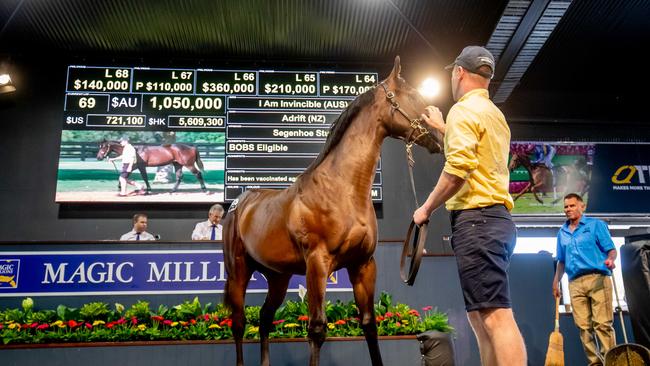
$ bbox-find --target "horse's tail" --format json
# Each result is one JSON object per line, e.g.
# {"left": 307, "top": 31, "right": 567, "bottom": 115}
{"left": 193, "top": 147, "right": 205, "bottom": 172}
{"left": 222, "top": 193, "right": 245, "bottom": 311}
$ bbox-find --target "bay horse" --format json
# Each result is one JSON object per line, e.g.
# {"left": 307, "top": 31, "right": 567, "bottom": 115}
{"left": 222, "top": 57, "right": 443, "bottom": 366}
{"left": 509, "top": 152, "right": 590, "bottom": 204}
{"left": 508, "top": 152, "right": 553, "bottom": 203}
{"left": 96, "top": 140, "right": 207, "bottom": 193}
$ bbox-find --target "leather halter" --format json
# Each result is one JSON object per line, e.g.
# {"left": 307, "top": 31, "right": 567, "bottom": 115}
{"left": 379, "top": 81, "right": 430, "bottom": 168}
{"left": 378, "top": 81, "right": 429, "bottom": 286}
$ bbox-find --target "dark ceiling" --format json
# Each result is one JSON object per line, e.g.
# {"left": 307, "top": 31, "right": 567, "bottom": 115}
{"left": 1, "top": 0, "right": 649, "bottom": 124}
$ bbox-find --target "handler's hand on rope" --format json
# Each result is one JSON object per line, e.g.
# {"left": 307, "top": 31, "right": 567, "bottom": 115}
{"left": 604, "top": 259, "right": 616, "bottom": 269}
{"left": 413, "top": 206, "right": 430, "bottom": 226}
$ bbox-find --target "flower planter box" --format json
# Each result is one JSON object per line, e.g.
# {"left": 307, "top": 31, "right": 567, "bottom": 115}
{"left": 1, "top": 336, "right": 427, "bottom": 366}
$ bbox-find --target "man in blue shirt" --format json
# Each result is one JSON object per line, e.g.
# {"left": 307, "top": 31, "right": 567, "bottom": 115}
{"left": 552, "top": 193, "right": 617, "bottom": 366}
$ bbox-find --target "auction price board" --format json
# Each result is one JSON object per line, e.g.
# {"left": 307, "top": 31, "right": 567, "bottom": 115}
{"left": 63, "top": 66, "right": 382, "bottom": 202}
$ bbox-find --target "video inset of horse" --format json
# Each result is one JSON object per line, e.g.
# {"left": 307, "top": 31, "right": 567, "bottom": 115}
{"left": 508, "top": 141, "right": 594, "bottom": 214}
{"left": 55, "top": 130, "right": 225, "bottom": 203}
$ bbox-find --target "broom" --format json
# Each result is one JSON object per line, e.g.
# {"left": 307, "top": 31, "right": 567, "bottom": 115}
{"left": 544, "top": 295, "right": 565, "bottom": 366}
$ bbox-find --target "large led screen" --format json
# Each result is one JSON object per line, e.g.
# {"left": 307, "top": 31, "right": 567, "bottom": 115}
{"left": 56, "top": 66, "right": 380, "bottom": 203}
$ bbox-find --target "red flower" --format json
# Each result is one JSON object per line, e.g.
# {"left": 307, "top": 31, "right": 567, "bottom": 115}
{"left": 219, "top": 319, "right": 232, "bottom": 327}
{"left": 395, "top": 312, "right": 402, "bottom": 318}
{"left": 422, "top": 306, "right": 433, "bottom": 312}
{"left": 395, "top": 322, "right": 401, "bottom": 327}
{"left": 334, "top": 320, "right": 346, "bottom": 325}
{"left": 408, "top": 309, "right": 420, "bottom": 317}
{"left": 376, "top": 315, "right": 384, "bottom": 322}
{"left": 131, "top": 317, "right": 138, "bottom": 325}
{"left": 203, "top": 314, "right": 210, "bottom": 321}
{"left": 272, "top": 319, "right": 285, "bottom": 325}
{"left": 106, "top": 323, "right": 115, "bottom": 329}
{"left": 22, "top": 323, "right": 30, "bottom": 329}
{"left": 37, "top": 324, "right": 49, "bottom": 330}
{"left": 85, "top": 323, "right": 92, "bottom": 329}
{"left": 212, "top": 315, "right": 219, "bottom": 321}
{"left": 0, "top": 324, "right": 3, "bottom": 329}
{"left": 30, "top": 322, "right": 39, "bottom": 328}
{"left": 151, "top": 315, "right": 164, "bottom": 322}
{"left": 163, "top": 320, "right": 172, "bottom": 326}
{"left": 297, "top": 315, "right": 309, "bottom": 321}
{"left": 67, "top": 320, "right": 79, "bottom": 328}
{"left": 190, "top": 319, "right": 197, "bottom": 325}
{"left": 116, "top": 317, "right": 126, "bottom": 325}
{"left": 384, "top": 312, "right": 393, "bottom": 318}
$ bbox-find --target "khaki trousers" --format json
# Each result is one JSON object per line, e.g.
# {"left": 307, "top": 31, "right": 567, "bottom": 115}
{"left": 569, "top": 273, "right": 616, "bottom": 366}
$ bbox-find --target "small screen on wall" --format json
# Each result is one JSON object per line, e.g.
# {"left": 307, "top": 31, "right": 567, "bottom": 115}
{"left": 56, "top": 65, "right": 381, "bottom": 204}
{"left": 509, "top": 141, "right": 650, "bottom": 215}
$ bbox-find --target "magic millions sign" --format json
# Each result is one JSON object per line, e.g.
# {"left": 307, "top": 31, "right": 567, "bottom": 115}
{"left": 0, "top": 250, "right": 351, "bottom": 296}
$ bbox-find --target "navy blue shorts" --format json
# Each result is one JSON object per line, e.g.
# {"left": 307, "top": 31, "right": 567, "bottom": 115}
{"left": 120, "top": 163, "right": 131, "bottom": 179}
{"left": 450, "top": 204, "right": 517, "bottom": 312}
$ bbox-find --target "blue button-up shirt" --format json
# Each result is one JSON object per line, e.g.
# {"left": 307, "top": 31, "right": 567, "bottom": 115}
{"left": 556, "top": 215, "right": 615, "bottom": 281}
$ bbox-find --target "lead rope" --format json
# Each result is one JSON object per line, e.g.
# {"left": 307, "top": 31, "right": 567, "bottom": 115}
{"left": 406, "top": 143, "right": 419, "bottom": 207}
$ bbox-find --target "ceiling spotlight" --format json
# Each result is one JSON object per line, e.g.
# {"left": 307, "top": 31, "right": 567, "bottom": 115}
{"left": 0, "top": 73, "right": 16, "bottom": 94}
{"left": 418, "top": 77, "right": 440, "bottom": 99}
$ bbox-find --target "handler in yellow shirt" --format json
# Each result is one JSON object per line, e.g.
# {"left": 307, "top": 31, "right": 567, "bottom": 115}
{"left": 413, "top": 46, "right": 526, "bottom": 366}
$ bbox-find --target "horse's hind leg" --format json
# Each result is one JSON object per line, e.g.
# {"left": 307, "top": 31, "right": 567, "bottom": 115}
{"left": 259, "top": 272, "right": 291, "bottom": 366}
{"left": 348, "top": 258, "right": 384, "bottom": 366}
{"left": 188, "top": 166, "right": 208, "bottom": 192}
{"left": 224, "top": 256, "right": 253, "bottom": 366}
{"left": 171, "top": 163, "right": 183, "bottom": 192}
{"left": 513, "top": 182, "right": 531, "bottom": 201}
{"left": 305, "top": 249, "right": 332, "bottom": 366}
{"left": 532, "top": 184, "right": 544, "bottom": 204}
{"left": 138, "top": 165, "right": 151, "bottom": 193}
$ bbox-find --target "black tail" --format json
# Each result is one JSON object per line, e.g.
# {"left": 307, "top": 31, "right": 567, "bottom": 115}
{"left": 193, "top": 147, "right": 204, "bottom": 172}
{"left": 222, "top": 196, "right": 241, "bottom": 311}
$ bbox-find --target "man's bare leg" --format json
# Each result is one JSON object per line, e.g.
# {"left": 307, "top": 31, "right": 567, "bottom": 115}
{"left": 468, "top": 311, "right": 497, "bottom": 366}
{"left": 468, "top": 308, "right": 526, "bottom": 366}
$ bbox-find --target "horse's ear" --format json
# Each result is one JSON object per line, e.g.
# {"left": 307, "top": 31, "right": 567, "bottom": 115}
{"left": 389, "top": 55, "right": 401, "bottom": 80}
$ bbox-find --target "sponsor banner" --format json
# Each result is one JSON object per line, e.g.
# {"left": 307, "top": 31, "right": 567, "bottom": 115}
{"left": 587, "top": 144, "right": 650, "bottom": 213}
{"left": 0, "top": 250, "right": 352, "bottom": 296}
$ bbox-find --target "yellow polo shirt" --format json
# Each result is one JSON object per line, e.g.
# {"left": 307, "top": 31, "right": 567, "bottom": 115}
{"left": 443, "top": 88, "right": 514, "bottom": 211}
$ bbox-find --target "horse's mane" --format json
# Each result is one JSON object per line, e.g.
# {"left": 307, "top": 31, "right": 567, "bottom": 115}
{"left": 301, "top": 88, "right": 377, "bottom": 176}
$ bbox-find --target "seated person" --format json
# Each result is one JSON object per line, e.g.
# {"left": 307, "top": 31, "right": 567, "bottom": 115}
{"left": 120, "top": 213, "right": 155, "bottom": 241}
{"left": 192, "top": 204, "right": 224, "bottom": 240}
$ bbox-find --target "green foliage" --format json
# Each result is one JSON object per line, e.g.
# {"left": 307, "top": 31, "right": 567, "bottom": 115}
{"left": 124, "top": 301, "right": 151, "bottom": 320}
{"left": 79, "top": 302, "right": 110, "bottom": 322}
{"left": 275, "top": 299, "right": 308, "bottom": 321}
{"left": 56, "top": 305, "right": 79, "bottom": 322}
{"left": 244, "top": 305, "right": 261, "bottom": 326}
{"left": 171, "top": 297, "right": 203, "bottom": 320}
{"left": 0, "top": 295, "right": 451, "bottom": 345}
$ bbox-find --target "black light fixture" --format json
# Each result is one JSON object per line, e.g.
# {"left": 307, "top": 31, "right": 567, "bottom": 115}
{"left": 0, "top": 72, "right": 16, "bottom": 94}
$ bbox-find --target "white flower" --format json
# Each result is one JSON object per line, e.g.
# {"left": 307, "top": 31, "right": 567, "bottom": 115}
{"left": 22, "top": 297, "right": 34, "bottom": 311}
{"left": 298, "top": 284, "right": 307, "bottom": 302}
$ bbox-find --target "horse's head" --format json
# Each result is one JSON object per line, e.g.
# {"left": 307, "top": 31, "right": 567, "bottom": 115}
{"left": 508, "top": 152, "right": 527, "bottom": 172}
{"left": 377, "top": 56, "right": 443, "bottom": 154}
{"left": 96, "top": 139, "right": 116, "bottom": 160}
